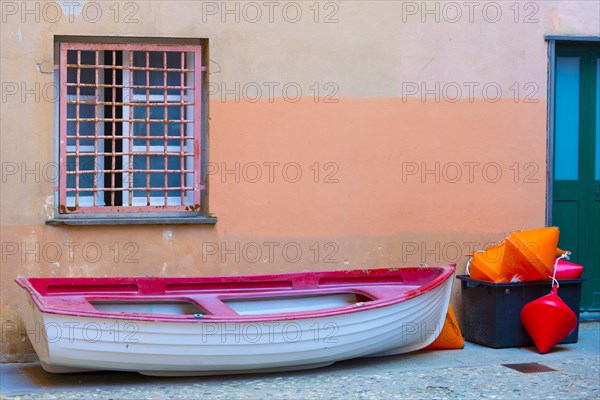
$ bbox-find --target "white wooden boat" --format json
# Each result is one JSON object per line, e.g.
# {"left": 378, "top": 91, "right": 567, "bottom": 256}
{"left": 16, "top": 265, "right": 455, "bottom": 376}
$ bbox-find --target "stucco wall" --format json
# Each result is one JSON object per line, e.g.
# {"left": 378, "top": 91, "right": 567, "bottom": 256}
{"left": 1, "top": 0, "right": 599, "bottom": 360}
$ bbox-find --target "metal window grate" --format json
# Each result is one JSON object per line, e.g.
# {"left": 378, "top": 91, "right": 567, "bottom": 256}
{"left": 59, "top": 43, "right": 203, "bottom": 214}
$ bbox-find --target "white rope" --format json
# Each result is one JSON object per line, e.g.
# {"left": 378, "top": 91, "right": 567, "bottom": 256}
{"left": 465, "top": 256, "right": 472, "bottom": 276}
{"left": 550, "top": 252, "right": 571, "bottom": 289}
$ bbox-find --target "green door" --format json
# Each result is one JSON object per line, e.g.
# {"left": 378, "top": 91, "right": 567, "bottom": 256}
{"left": 552, "top": 41, "right": 600, "bottom": 311}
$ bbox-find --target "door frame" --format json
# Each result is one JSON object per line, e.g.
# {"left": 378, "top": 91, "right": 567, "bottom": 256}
{"left": 545, "top": 35, "right": 600, "bottom": 226}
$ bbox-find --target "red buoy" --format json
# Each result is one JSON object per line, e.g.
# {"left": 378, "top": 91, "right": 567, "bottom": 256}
{"left": 554, "top": 258, "right": 584, "bottom": 280}
{"left": 520, "top": 285, "right": 577, "bottom": 354}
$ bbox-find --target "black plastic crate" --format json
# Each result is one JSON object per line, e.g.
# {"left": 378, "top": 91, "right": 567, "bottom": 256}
{"left": 457, "top": 275, "right": 586, "bottom": 348}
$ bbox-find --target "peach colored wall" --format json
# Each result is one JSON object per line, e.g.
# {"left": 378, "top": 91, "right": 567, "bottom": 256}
{"left": 1, "top": 1, "right": 598, "bottom": 360}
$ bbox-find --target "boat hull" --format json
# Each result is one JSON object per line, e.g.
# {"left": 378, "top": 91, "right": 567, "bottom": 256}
{"left": 20, "top": 275, "right": 453, "bottom": 376}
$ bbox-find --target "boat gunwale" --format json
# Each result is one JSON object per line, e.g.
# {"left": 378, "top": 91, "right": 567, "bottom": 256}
{"left": 16, "top": 265, "right": 455, "bottom": 323}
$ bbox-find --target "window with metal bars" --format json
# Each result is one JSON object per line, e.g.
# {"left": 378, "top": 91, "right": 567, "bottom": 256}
{"left": 58, "top": 42, "right": 205, "bottom": 216}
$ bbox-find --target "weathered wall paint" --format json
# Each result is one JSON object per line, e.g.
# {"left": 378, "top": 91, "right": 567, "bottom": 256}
{"left": 1, "top": 1, "right": 598, "bottom": 359}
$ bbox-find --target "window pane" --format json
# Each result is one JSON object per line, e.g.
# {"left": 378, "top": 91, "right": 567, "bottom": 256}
{"left": 67, "top": 50, "right": 96, "bottom": 96}
{"left": 132, "top": 106, "right": 183, "bottom": 146}
{"left": 67, "top": 103, "right": 96, "bottom": 147}
{"left": 67, "top": 104, "right": 76, "bottom": 147}
{"left": 167, "top": 157, "right": 183, "bottom": 197}
{"left": 555, "top": 57, "right": 580, "bottom": 181}
{"left": 131, "top": 157, "right": 183, "bottom": 197}
{"left": 66, "top": 156, "right": 76, "bottom": 190}
{"left": 78, "top": 156, "right": 96, "bottom": 190}
{"left": 65, "top": 156, "right": 94, "bottom": 206}
{"left": 132, "top": 51, "right": 186, "bottom": 96}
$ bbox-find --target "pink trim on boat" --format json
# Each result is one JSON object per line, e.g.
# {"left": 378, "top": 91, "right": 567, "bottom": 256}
{"left": 16, "top": 266, "right": 455, "bottom": 323}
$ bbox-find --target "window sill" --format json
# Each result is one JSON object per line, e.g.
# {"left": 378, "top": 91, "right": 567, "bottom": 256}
{"left": 46, "top": 216, "right": 217, "bottom": 226}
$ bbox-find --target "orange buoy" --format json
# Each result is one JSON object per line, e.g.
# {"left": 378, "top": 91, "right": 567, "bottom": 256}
{"left": 426, "top": 305, "right": 464, "bottom": 350}
{"left": 501, "top": 227, "right": 559, "bottom": 282}
{"left": 469, "top": 242, "right": 507, "bottom": 282}
{"left": 520, "top": 284, "right": 577, "bottom": 354}
{"left": 469, "top": 227, "right": 559, "bottom": 283}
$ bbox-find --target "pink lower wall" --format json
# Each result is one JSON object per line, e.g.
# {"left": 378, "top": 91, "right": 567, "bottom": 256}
{"left": 211, "top": 98, "right": 547, "bottom": 236}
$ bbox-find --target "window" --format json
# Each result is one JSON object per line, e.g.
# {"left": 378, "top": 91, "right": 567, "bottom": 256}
{"left": 53, "top": 41, "right": 211, "bottom": 224}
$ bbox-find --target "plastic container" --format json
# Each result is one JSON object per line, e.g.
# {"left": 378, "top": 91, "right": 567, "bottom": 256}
{"left": 457, "top": 275, "right": 585, "bottom": 348}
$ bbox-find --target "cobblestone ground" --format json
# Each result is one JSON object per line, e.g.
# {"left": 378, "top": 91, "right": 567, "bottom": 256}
{"left": 2, "top": 323, "right": 599, "bottom": 400}
{"left": 2, "top": 357, "right": 599, "bottom": 400}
